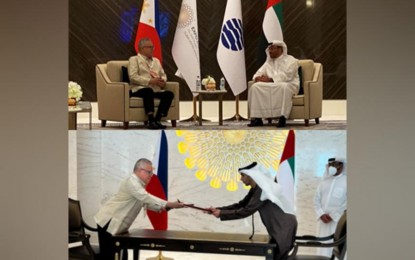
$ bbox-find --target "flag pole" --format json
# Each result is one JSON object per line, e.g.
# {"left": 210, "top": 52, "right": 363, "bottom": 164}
{"left": 224, "top": 94, "right": 248, "bottom": 121}
{"left": 179, "top": 96, "right": 210, "bottom": 122}
{"left": 146, "top": 250, "right": 174, "bottom": 260}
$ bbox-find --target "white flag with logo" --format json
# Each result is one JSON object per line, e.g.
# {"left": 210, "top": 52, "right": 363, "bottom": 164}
{"left": 217, "top": 0, "right": 247, "bottom": 96}
{"left": 172, "top": 0, "right": 200, "bottom": 93}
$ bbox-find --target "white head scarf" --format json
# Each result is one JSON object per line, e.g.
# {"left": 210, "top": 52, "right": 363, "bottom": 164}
{"left": 265, "top": 40, "right": 288, "bottom": 61}
{"left": 239, "top": 162, "right": 295, "bottom": 214}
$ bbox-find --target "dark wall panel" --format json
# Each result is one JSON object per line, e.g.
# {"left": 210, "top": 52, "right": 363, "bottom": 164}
{"left": 69, "top": 0, "right": 346, "bottom": 101}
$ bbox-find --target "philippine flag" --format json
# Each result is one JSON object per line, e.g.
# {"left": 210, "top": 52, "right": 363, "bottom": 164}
{"left": 145, "top": 130, "right": 168, "bottom": 230}
{"left": 216, "top": 0, "right": 247, "bottom": 96}
{"left": 134, "top": 0, "right": 163, "bottom": 63}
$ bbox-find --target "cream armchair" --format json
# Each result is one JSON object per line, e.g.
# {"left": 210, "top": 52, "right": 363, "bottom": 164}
{"left": 248, "top": 59, "right": 323, "bottom": 126}
{"left": 96, "top": 60, "right": 180, "bottom": 129}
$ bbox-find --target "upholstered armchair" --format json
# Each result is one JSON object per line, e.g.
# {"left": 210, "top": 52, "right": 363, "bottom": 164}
{"left": 96, "top": 60, "right": 180, "bottom": 129}
{"left": 248, "top": 59, "right": 323, "bottom": 126}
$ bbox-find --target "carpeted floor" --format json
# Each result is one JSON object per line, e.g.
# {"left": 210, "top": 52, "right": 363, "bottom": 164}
{"left": 75, "top": 119, "right": 346, "bottom": 130}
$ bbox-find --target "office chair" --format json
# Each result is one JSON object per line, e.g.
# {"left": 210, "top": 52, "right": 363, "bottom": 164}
{"left": 69, "top": 198, "right": 101, "bottom": 260}
{"left": 288, "top": 211, "right": 347, "bottom": 260}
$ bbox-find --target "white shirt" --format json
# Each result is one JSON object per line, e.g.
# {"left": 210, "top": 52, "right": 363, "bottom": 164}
{"left": 94, "top": 174, "right": 167, "bottom": 235}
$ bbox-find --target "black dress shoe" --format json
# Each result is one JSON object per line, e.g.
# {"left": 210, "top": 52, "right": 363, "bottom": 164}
{"left": 277, "top": 116, "right": 286, "bottom": 127}
{"left": 147, "top": 122, "right": 159, "bottom": 130}
{"left": 248, "top": 118, "right": 264, "bottom": 127}
{"left": 155, "top": 121, "right": 167, "bottom": 129}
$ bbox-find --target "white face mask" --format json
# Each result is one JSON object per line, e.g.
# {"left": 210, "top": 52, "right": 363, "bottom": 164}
{"left": 328, "top": 166, "right": 337, "bottom": 175}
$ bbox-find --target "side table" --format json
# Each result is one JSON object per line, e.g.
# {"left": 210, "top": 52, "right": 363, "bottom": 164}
{"left": 68, "top": 101, "right": 92, "bottom": 130}
{"left": 191, "top": 90, "right": 227, "bottom": 126}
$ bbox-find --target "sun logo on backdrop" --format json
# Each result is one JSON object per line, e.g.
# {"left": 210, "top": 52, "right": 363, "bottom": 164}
{"left": 176, "top": 130, "right": 288, "bottom": 191}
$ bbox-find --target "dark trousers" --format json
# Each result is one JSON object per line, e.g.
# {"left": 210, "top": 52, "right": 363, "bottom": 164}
{"left": 97, "top": 221, "right": 115, "bottom": 260}
{"left": 97, "top": 221, "right": 129, "bottom": 260}
{"left": 130, "top": 88, "right": 174, "bottom": 121}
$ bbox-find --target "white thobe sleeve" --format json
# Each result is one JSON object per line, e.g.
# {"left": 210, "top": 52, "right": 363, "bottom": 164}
{"left": 330, "top": 181, "right": 347, "bottom": 222}
{"left": 271, "top": 58, "right": 298, "bottom": 83}
{"left": 331, "top": 199, "right": 346, "bottom": 222}
{"left": 314, "top": 184, "right": 325, "bottom": 220}
{"left": 252, "top": 63, "right": 268, "bottom": 80}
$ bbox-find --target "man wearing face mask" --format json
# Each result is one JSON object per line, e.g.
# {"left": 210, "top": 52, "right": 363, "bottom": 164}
{"left": 313, "top": 158, "right": 347, "bottom": 257}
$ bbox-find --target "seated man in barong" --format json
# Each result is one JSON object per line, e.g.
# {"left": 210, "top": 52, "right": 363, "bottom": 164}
{"left": 248, "top": 40, "right": 300, "bottom": 127}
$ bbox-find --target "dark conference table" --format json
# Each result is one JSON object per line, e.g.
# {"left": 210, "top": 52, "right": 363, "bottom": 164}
{"left": 112, "top": 229, "right": 276, "bottom": 260}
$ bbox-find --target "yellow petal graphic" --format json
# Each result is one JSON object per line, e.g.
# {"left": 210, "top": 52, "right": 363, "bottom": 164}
{"left": 184, "top": 158, "right": 195, "bottom": 169}
{"left": 226, "top": 180, "right": 238, "bottom": 192}
{"left": 210, "top": 177, "right": 221, "bottom": 189}
{"left": 195, "top": 169, "right": 206, "bottom": 181}
{"left": 177, "top": 142, "right": 188, "bottom": 154}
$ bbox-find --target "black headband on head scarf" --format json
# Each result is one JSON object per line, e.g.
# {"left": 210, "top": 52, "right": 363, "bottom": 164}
{"left": 328, "top": 157, "right": 343, "bottom": 164}
{"left": 238, "top": 162, "right": 257, "bottom": 172}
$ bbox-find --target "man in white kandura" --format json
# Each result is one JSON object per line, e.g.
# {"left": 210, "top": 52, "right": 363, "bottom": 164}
{"left": 248, "top": 40, "right": 299, "bottom": 128}
{"left": 314, "top": 157, "right": 347, "bottom": 257}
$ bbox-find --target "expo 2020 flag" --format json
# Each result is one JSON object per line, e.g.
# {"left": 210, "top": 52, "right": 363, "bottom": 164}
{"left": 145, "top": 130, "right": 168, "bottom": 230}
{"left": 134, "top": 0, "right": 163, "bottom": 63}
{"left": 276, "top": 130, "right": 295, "bottom": 210}
{"left": 172, "top": 0, "right": 200, "bottom": 93}
{"left": 217, "top": 0, "right": 247, "bottom": 96}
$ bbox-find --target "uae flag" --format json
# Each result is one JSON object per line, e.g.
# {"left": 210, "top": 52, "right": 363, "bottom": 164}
{"left": 134, "top": 0, "right": 162, "bottom": 63}
{"left": 258, "top": 0, "right": 283, "bottom": 65}
{"left": 263, "top": 0, "right": 284, "bottom": 42}
{"left": 276, "top": 130, "right": 295, "bottom": 210}
{"left": 145, "top": 130, "right": 168, "bottom": 230}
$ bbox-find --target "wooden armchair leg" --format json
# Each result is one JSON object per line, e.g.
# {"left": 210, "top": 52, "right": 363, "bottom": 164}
{"left": 304, "top": 119, "right": 309, "bottom": 126}
{"left": 171, "top": 120, "right": 177, "bottom": 127}
{"left": 315, "top": 118, "right": 320, "bottom": 124}
{"left": 101, "top": 120, "right": 107, "bottom": 127}
{"left": 121, "top": 249, "right": 128, "bottom": 260}
{"left": 123, "top": 122, "right": 129, "bottom": 129}
{"left": 133, "top": 249, "right": 139, "bottom": 260}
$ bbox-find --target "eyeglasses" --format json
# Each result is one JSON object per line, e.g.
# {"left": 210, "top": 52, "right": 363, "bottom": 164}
{"left": 140, "top": 168, "right": 154, "bottom": 175}
{"left": 143, "top": 46, "right": 154, "bottom": 49}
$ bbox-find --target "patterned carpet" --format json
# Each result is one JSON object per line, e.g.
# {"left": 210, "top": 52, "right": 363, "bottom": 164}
{"left": 76, "top": 119, "right": 346, "bottom": 130}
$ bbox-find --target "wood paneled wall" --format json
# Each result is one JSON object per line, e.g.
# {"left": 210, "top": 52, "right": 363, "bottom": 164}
{"left": 69, "top": 0, "right": 346, "bottom": 101}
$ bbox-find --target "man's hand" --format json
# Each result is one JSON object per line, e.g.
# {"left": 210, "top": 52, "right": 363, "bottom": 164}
{"left": 254, "top": 75, "right": 273, "bottom": 83}
{"left": 208, "top": 207, "right": 221, "bottom": 218}
{"left": 165, "top": 201, "right": 185, "bottom": 210}
{"left": 149, "top": 78, "right": 166, "bottom": 87}
{"left": 320, "top": 214, "right": 333, "bottom": 223}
